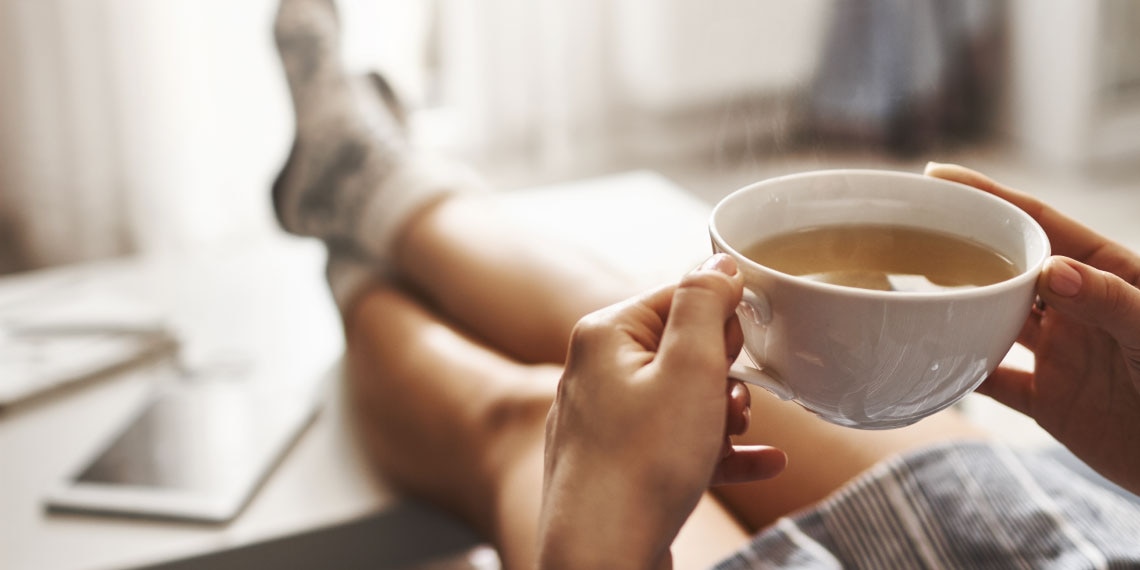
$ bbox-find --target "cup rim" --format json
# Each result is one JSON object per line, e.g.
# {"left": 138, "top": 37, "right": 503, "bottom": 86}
{"left": 709, "top": 169, "right": 1052, "bottom": 300}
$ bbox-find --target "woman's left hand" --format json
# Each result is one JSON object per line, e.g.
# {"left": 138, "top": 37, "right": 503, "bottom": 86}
{"left": 539, "top": 254, "right": 787, "bottom": 570}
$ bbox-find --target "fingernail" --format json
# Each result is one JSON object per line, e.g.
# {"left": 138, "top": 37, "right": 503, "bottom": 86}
{"left": 1048, "top": 258, "right": 1082, "bottom": 297}
{"left": 924, "top": 161, "right": 944, "bottom": 174}
{"left": 701, "top": 254, "right": 737, "bottom": 276}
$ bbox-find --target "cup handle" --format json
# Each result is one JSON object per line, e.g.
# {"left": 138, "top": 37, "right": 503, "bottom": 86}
{"left": 738, "top": 288, "right": 771, "bottom": 326}
{"left": 728, "top": 361, "right": 794, "bottom": 401}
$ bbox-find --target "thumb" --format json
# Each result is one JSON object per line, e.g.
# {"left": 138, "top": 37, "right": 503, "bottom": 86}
{"left": 1039, "top": 256, "right": 1140, "bottom": 358}
{"left": 657, "top": 255, "right": 743, "bottom": 383}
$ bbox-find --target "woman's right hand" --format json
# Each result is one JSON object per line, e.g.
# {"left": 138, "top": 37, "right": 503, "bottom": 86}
{"left": 539, "top": 255, "right": 786, "bottom": 569}
{"left": 926, "top": 162, "right": 1140, "bottom": 496}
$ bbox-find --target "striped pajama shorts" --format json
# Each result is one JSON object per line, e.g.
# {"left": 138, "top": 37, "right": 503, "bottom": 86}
{"left": 714, "top": 441, "right": 1140, "bottom": 569}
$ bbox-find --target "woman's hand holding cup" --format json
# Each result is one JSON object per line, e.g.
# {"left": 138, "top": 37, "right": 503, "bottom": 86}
{"left": 926, "top": 162, "right": 1140, "bottom": 496}
{"left": 539, "top": 255, "right": 786, "bottom": 569}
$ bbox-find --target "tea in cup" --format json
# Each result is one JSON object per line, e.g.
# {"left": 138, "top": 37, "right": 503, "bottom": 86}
{"left": 709, "top": 169, "right": 1050, "bottom": 429}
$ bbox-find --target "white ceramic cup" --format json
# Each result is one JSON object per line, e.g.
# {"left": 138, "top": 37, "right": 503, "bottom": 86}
{"left": 710, "top": 169, "right": 1050, "bottom": 429}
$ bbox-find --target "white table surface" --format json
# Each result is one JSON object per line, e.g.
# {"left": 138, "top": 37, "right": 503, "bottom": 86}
{"left": 0, "top": 170, "right": 716, "bottom": 570}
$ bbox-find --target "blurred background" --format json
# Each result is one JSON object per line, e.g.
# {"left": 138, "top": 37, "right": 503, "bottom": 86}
{"left": 0, "top": 0, "right": 1138, "bottom": 275}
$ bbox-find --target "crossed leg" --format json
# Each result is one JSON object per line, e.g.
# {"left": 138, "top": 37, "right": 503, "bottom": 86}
{"left": 340, "top": 196, "right": 991, "bottom": 569}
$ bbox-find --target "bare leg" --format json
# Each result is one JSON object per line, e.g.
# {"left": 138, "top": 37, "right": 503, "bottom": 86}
{"left": 345, "top": 284, "right": 750, "bottom": 569}
{"left": 713, "top": 388, "right": 990, "bottom": 532}
{"left": 389, "top": 195, "right": 641, "bottom": 364}
{"left": 347, "top": 189, "right": 994, "bottom": 553}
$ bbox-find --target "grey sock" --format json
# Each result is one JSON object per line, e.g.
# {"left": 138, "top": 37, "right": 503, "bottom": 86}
{"left": 271, "top": 0, "right": 484, "bottom": 263}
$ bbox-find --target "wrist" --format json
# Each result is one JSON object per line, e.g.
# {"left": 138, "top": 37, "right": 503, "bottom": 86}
{"left": 538, "top": 453, "right": 683, "bottom": 570}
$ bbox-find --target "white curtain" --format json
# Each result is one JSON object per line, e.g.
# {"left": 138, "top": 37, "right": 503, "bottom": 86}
{"left": 427, "top": 0, "right": 831, "bottom": 170}
{"left": 0, "top": 0, "right": 290, "bottom": 270}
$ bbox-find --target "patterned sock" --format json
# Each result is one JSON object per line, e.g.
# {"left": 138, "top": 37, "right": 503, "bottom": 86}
{"left": 272, "top": 0, "right": 484, "bottom": 263}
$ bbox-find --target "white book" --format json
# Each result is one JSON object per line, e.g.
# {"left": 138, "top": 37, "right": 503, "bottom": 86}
{"left": 0, "top": 291, "right": 178, "bottom": 408}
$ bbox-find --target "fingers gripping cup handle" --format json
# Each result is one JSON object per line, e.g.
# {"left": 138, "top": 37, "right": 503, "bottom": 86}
{"left": 729, "top": 288, "right": 794, "bottom": 400}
